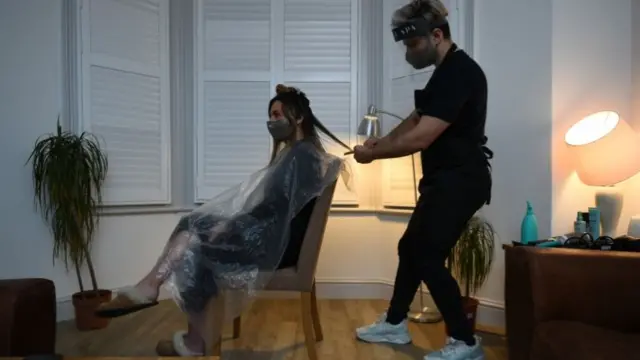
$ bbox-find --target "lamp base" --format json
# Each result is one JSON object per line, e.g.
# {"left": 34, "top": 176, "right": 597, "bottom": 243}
{"left": 628, "top": 215, "right": 640, "bottom": 237}
{"left": 408, "top": 307, "right": 443, "bottom": 323}
{"left": 595, "top": 187, "right": 623, "bottom": 238}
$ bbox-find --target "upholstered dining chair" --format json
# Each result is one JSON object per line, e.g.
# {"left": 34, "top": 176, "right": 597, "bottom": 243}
{"left": 205, "top": 180, "right": 337, "bottom": 360}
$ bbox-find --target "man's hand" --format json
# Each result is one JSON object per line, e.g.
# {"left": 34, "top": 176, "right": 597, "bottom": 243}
{"left": 366, "top": 115, "right": 451, "bottom": 161}
{"left": 353, "top": 145, "right": 375, "bottom": 164}
{"left": 363, "top": 137, "right": 379, "bottom": 149}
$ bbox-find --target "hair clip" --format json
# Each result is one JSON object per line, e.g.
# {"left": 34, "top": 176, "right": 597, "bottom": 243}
{"left": 275, "top": 84, "right": 304, "bottom": 97}
{"left": 275, "top": 84, "right": 291, "bottom": 94}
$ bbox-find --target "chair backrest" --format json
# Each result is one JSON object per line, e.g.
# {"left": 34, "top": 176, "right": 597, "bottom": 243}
{"left": 294, "top": 180, "right": 337, "bottom": 291}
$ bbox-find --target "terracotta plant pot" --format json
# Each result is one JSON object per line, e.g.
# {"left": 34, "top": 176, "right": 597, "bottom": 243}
{"left": 72, "top": 289, "right": 112, "bottom": 331}
{"left": 445, "top": 297, "right": 480, "bottom": 336}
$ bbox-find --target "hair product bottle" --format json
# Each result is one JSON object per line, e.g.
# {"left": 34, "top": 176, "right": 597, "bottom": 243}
{"left": 588, "top": 207, "right": 601, "bottom": 240}
{"left": 574, "top": 212, "right": 587, "bottom": 235}
{"left": 521, "top": 201, "right": 539, "bottom": 244}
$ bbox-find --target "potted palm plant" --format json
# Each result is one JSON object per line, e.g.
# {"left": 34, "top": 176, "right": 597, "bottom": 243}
{"left": 27, "top": 118, "right": 111, "bottom": 331}
{"left": 448, "top": 215, "right": 496, "bottom": 333}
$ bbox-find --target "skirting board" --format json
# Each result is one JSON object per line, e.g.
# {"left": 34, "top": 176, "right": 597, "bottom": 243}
{"left": 55, "top": 279, "right": 505, "bottom": 329}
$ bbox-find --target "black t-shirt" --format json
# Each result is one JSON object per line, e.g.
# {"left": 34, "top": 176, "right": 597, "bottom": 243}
{"left": 414, "top": 43, "right": 492, "bottom": 181}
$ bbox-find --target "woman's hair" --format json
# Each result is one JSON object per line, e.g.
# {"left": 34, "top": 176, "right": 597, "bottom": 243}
{"left": 267, "top": 84, "right": 351, "bottom": 164}
{"left": 391, "top": 0, "right": 451, "bottom": 38}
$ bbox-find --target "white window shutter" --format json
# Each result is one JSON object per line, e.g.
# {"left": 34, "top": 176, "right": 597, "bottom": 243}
{"left": 283, "top": 0, "right": 359, "bottom": 205}
{"left": 79, "top": 0, "right": 171, "bottom": 205}
{"left": 380, "top": 72, "right": 430, "bottom": 208}
{"left": 194, "top": 0, "right": 273, "bottom": 202}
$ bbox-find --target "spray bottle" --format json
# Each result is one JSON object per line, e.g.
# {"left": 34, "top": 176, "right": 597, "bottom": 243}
{"left": 521, "top": 201, "right": 539, "bottom": 244}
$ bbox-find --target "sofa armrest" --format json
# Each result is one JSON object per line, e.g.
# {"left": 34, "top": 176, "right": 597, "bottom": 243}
{"left": 0, "top": 278, "right": 57, "bottom": 356}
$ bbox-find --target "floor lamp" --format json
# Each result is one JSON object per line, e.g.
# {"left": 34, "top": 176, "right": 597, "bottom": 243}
{"left": 357, "top": 105, "right": 443, "bottom": 324}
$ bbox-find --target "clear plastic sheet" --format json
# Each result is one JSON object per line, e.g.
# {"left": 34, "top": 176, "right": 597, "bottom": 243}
{"left": 160, "top": 140, "right": 345, "bottom": 322}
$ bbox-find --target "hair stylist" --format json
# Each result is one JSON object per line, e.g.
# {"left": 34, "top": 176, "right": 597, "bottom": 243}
{"left": 352, "top": 1, "right": 493, "bottom": 359}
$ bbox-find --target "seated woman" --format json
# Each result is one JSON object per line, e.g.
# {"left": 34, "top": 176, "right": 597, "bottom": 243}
{"left": 96, "top": 84, "right": 350, "bottom": 356}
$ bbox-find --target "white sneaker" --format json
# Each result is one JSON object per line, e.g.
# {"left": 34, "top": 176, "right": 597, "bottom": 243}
{"left": 355, "top": 313, "right": 412, "bottom": 345}
{"left": 424, "top": 335, "right": 485, "bottom": 360}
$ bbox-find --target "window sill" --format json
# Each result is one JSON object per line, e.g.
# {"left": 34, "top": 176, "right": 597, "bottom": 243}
{"left": 99, "top": 205, "right": 415, "bottom": 217}
{"left": 100, "top": 206, "right": 196, "bottom": 216}
{"left": 329, "top": 206, "right": 414, "bottom": 216}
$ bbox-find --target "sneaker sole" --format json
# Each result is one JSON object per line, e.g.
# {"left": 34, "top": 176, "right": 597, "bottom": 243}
{"left": 424, "top": 352, "right": 484, "bottom": 360}
{"left": 355, "top": 333, "right": 412, "bottom": 345}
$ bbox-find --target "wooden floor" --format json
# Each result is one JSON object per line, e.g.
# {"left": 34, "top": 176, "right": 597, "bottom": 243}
{"left": 56, "top": 299, "right": 507, "bottom": 359}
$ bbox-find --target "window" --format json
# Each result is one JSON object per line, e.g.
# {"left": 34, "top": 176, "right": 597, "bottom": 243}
{"left": 193, "top": 0, "right": 359, "bottom": 204}
{"left": 76, "top": 0, "right": 172, "bottom": 205}
{"left": 68, "top": 0, "right": 470, "bottom": 210}
{"left": 193, "top": 0, "right": 272, "bottom": 202}
{"left": 380, "top": 0, "right": 468, "bottom": 208}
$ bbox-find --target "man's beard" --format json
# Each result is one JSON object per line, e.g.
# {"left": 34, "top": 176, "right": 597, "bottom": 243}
{"left": 405, "top": 47, "right": 437, "bottom": 69}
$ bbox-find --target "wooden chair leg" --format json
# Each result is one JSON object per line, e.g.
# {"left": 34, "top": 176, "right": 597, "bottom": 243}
{"left": 301, "top": 291, "right": 319, "bottom": 360}
{"left": 232, "top": 316, "right": 242, "bottom": 339}
{"left": 310, "top": 283, "right": 323, "bottom": 342}
{"left": 211, "top": 337, "right": 222, "bottom": 357}
{"left": 203, "top": 294, "right": 225, "bottom": 357}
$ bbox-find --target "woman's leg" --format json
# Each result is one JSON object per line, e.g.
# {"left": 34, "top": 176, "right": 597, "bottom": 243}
{"left": 133, "top": 229, "right": 195, "bottom": 300}
{"left": 138, "top": 213, "right": 224, "bottom": 300}
{"left": 181, "top": 312, "right": 207, "bottom": 353}
{"left": 156, "top": 311, "right": 209, "bottom": 356}
{"left": 99, "top": 214, "right": 223, "bottom": 320}
{"left": 180, "top": 293, "right": 227, "bottom": 355}
{"left": 173, "top": 243, "right": 226, "bottom": 355}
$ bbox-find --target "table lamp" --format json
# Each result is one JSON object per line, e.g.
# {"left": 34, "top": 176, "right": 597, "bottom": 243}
{"left": 564, "top": 110, "right": 640, "bottom": 237}
{"left": 357, "top": 105, "right": 382, "bottom": 140}
{"left": 356, "top": 105, "right": 442, "bottom": 324}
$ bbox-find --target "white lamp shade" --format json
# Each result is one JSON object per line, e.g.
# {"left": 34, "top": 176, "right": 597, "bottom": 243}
{"left": 565, "top": 111, "right": 640, "bottom": 186}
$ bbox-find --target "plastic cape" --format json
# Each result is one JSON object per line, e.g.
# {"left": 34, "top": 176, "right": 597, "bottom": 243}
{"left": 163, "top": 140, "right": 345, "bottom": 320}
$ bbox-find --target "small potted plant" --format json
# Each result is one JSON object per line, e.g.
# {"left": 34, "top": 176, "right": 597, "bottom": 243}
{"left": 27, "top": 117, "right": 111, "bottom": 331}
{"left": 448, "top": 215, "right": 496, "bottom": 332}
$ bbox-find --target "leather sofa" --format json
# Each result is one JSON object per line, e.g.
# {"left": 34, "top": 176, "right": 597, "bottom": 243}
{"left": 0, "top": 278, "right": 57, "bottom": 356}
{"left": 504, "top": 246, "right": 640, "bottom": 360}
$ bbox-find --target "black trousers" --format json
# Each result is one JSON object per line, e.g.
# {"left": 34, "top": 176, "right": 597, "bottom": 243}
{"left": 387, "top": 166, "right": 491, "bottom": 342}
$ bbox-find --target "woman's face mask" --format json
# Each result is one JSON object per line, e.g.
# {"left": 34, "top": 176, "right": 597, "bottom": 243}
{"left": 267, "top": 118, "right": 294, "bottom": 141}
{"left": 268, "top": 101, "right": 296, "bottom": 141}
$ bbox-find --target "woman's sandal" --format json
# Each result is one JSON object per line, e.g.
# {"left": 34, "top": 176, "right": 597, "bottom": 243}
{"left": 94, "top": 286, "right": 159, "bottom": 318}
{"left": 156, "top": 331, "right": 205, "bottom": 357}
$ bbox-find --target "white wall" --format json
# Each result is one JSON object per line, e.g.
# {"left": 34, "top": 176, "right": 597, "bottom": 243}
{"left": 0, "top": 0, "right": 70, "bottom": 285}
{"left": 633, "top": 1, "right": 640, "bottom": 128}
{"left": 471, "top": 0, "right": 553, "bottom": 308}
{"left": 552, "top": 0, "right": 638, "bottom": 236}
{"left": 13, "top": 0, "right": 626, "bottom": 330}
